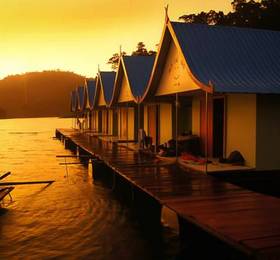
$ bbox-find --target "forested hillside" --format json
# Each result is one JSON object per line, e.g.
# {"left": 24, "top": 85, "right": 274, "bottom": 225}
{"left": 0, "top": 71, "right": 84, "bottom": 118}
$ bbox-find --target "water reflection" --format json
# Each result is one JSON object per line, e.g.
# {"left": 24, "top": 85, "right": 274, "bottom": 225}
{"left": 0, "top": 118, "right": 166, "bottom": 259}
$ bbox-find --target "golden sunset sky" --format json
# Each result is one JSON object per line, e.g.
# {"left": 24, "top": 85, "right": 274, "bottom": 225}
{"left": 0, "top": 0, "right": 231, "bottom": 79}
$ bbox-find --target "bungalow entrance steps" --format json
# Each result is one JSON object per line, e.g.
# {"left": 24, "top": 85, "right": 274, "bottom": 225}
{"left": 56, "top": 128, "right": 280, "bottom": 259}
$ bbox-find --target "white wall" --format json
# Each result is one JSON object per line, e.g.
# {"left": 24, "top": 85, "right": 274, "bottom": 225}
{"left": 226, "top": 94, "right": 256, "bottom": 167}
{"left": 159, "top": 103, "right": 172, "bottom": 144}
{"left": 118, "top": 107, "right": 135, "bottom": 140}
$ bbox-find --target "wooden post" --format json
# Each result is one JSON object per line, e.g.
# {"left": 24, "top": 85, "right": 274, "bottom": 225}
{"left": 126, "top": 103, "right": 129, "bottom": 146}
{"left": 89, "top": 111, "right": 92, "bottom": 131}
{"left": 205, "top": 91, "right": 208, "bottom": 174}
{"left": 94, "top": 111, "right": 97, "bottom": 132}
{"left": 107, "top": 110, "right": 109, "bottom": 135}
{"left": 176, "top": 93, "right": 179, "bottom": 160}
{"left": 92, "top": 111, "right": 94, "bottom": 132}
{"left": 138, "top": 100, "right": 140, "bottom": 148}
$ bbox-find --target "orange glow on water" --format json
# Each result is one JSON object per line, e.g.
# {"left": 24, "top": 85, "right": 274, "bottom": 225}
{"left": 0, "top": 1, "right": 230, "bottom": 79}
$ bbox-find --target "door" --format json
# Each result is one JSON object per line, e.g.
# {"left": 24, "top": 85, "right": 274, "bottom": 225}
{"left": 120, "top": 107, "right": 128, "bottom": 140}
{"left": 178, "top": 101, "right": 192, "bottom": 135}
{"left": 147, "top": 105, "right": 158, "bottom": 146}
{"left": 113, "top": 109, "right": 118, "bottom": 136}
{"left": 200, "top": 95, "right": 213, "bottom": 157}
{"left": 127, "top": 107, "right": 135, "bottom": 140}
{"left": 98, "top": 110, "right": 102, "bottom": 133}
{"left": 212, "top": 98, "right": 225, "bottom": 158}
{"left": 102, "top": 110, "right": 107, "bottom": 134}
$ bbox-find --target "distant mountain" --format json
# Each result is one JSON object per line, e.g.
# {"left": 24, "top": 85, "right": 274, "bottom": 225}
{"left": 0, "top": 71, "right": 85, "bottom": 119}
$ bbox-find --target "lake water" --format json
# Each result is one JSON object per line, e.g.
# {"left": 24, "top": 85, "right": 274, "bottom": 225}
{"left": 0, "top": 118, "right": 178, "bottom": 259}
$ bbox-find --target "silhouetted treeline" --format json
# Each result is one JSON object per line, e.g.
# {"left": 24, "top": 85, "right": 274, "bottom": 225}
{"left": 179, "top": 0, "right": 280, "bottom": 31}
{"left": 107, "top": 42, "right": 156, "bottom": 70}
{"left": 0, "top": 71, "right": 84, "bottom": 119}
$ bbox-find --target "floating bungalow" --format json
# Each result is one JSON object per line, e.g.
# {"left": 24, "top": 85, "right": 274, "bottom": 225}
{"left": 110, "top": 55, "right": 155, "bottom": 142}
{"left": 60, "top": 16, "right": 280, "bottom": 259}
{"left": 73, "top": 85, "right": 86, "bottom": 130}
{"left": 70, "top": 89, "right": 78, "bottom": 129}
{"left": 70, "top": 89, "right": 78, "bottom": 122}
{"left": 93, "top": 71, "right": 116, "bottom": 135}
{"left": 70, "top": 90, "right": 78, "bottom": 114}
{"left": 142, "top": 19, "right": 280, "bottom": 171}
{"left": 84, "top": 78, "right": 96, "bottom": 131}
{"left": 68, "top": 19, "right": 280, "bottom": 172}
{"left": 77, "top": 85, "right": 86, "bottom": 113}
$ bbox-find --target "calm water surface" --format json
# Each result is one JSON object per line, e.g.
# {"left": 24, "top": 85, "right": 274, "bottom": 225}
{"left": 0, "top": 118, "right": 177, "bottom": 259}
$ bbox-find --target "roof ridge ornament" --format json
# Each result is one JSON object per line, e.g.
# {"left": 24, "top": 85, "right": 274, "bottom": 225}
{"left": 119, "top": 45, "right": 123, "bottom": 57}
{"left": 165, "top": 5, "right": 169, "bottom": 23}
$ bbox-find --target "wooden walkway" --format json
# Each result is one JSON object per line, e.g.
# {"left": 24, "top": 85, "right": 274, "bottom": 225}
{"left": 56, "top": 128, "right": 280, "bottom": 259}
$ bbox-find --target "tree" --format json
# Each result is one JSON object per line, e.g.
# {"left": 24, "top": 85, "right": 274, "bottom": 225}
{"left": 179, "top": 0, "right": 280, "bottom": 31}
{"left": 107, "top": 42, "right": 157, "bottom": 70}
{"left": 148, "top": 50, "right": 157, "bottom": 56}
{"left": 132, "top": 42, "right": 149, "bottom": 56}
{"left": 259, "top": 0, "right": 280, "bottom": 30}
{"left": 132, "top": 42, "right": 157, "bottom": 56}
{"left": 107, "top": 52, "right": 126, "bottom": 70}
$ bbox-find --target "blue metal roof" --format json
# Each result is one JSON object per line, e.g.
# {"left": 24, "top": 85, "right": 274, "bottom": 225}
{"left": 77, "top": 86, "right": 85, "bottom": 110}
{"left": 70, "top": 90, "right": 77, "bottom": 112}
{"left": 86, "top": 79, "right": 96, "bottom": 108}
{"left": 123, "top": 55, "right": 155, "bottom": 97}
{"left": 171, "top": 21, "right": 280, "bottom": 94}
{"left": 100, "top": 71, "right": 116, "bottom": 104}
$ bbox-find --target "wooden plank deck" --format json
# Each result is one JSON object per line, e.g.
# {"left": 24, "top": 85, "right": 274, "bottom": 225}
{"left": 56, "top": 128, "right": 280, "bottom": 259}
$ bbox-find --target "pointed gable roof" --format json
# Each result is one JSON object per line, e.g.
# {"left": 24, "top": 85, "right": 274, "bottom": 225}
{"left": 143, "top": 20, "right": 280, "bottom": 100}
{"left": 70, "top": 90, "right": 78, "bottom": 112}
{"left": 172, "top": 21, "right": 280, "bottom": 94}
{"left": 94, "top": 71, "right": 116, "bottom": 108}
{"left": 100, "top": 71, "right": 116, "bottom": 104}
{"left": 84, "top": 78, "right": 96, "bottom": 110}
{"left": 77, "top": 86, "right": 86, "bottom": 111}
{"left": 123, "top": 55, "right": 155, "bottom": 97}
{"left": 110, "top": 55, "right": 155, "bottom": 105}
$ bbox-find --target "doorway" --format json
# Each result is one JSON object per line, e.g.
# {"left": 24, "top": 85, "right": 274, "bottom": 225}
{"left": 212, "top": 98, "right": 225, "bottom": 158}
{"left": 147, "top": 105, "right": 159, "bottom": 147}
